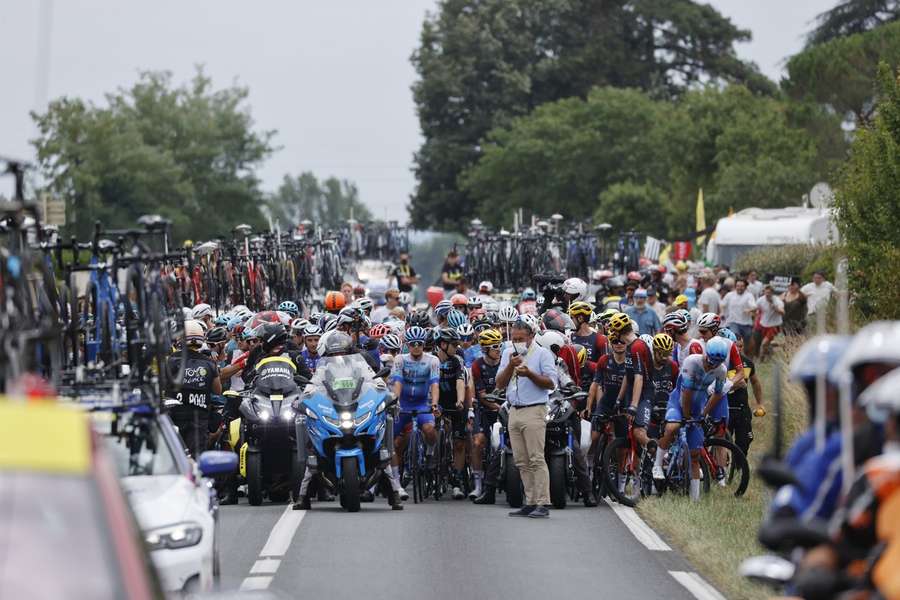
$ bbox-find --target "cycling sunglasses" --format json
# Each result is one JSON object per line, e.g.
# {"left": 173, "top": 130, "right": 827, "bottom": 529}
{"left": 408, "top": 341, "right": 425, "bottom": 347}
{"left": 482, "top": 344, "right": 502, "bottom": 350}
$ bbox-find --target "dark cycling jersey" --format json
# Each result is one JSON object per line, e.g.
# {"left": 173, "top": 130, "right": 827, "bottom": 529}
{"left": 438, "top": 354, "right": 466, "bottom": 409}
{"left": 648, "top": 358, "right": 679, "bottom": 409}
{"left": 627, "top": 337, "right": 653, "bottom": 401}
{"left": 166, "top": 350, "right": 219, "bottom": 411}
{"left": 471, "top": 357, "right": 500, "bottom": 398}
{"left": 592, "top": 353, "right": 632, "bottom": 415}
{"left": 571, "top": 331, "right": 608, "bottom": 364}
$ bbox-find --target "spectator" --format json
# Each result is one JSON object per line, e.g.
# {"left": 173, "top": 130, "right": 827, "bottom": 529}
{"left": 721, "top": 279, "right": 756, "bottom": 346}
{"left": 746, "top": 270, "right": 763, "bottom": 298}
{"left": 352, "top": 284, "right": 366, "bottom": 300}
{"left": 647, "top": 287, "right": 667, "bottom": 322}
{"left": 389, "top": 306, "right": 406, "bottom": 322}
{"left": 782, "top": 277, "right": 807, "bottom": 336}
{"left": 371, "top": 288, "right": 400, "bottom": 323}
{"left": 478, "top": 281, "right": 494, "bottom": 296}
{"left": 624, "top": 281, "right": 637, "bottom": 306}
{"left": 391, "top": 251, "right": 419, "bottom": 294}
{"left": 801, "top": 271, "right": 834, "bottom": 317}
{"left": 340, "top": 282, "right": 353, "bottom": 306}
{"left": 625, "top": 289, "right": 661, "bottom": 335}
{"left": 698, "top": 274, "right": 720, "bottom": 314}
{"left": 755, "top": 284, "right": 785, "bottom": 360}
{"left": 495, "top": 319, "right": 558, "bottom": 518}
{"left": 441, "top": 250, "right": 464, "bottom": 295}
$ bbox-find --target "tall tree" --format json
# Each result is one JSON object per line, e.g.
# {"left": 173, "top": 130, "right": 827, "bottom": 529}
{"left": 267, "top": 172, "right": 372, "bottom": 229}
{"left": 834, "top": 62, "right": 900, "bottom": 320}
{"left": 806, "top": 0, "right": 900, "bottom": 46}
{"left": 32, "top": 70, "right": 273, "bottom": 241}
{"left": 410, "top": 0, "right": 774, "bottom": 231}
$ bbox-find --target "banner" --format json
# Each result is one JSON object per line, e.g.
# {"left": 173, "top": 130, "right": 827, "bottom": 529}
{"left": 643, "top": 236, "right": 662, "bottom": 261}
{"left": 673, "top": 241, "right": 692, "bottom": 261}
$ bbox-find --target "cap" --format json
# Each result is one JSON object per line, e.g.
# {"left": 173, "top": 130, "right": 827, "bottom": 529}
{"left": 478, "top": 281, "right": 493, "bottom": 292}
{"left": 674, "top": 294, "right": 689, "bottom": 306}
{"left": 646, "top": 287, "right": 657, "bottom": 296}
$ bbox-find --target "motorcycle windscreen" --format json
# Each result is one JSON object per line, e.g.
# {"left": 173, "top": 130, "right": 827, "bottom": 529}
{"left": 313, "top": 354, "right": 373, "bottom": 408}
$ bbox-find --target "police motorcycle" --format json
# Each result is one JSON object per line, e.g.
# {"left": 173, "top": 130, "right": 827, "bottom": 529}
{"left": 545, "top": 386, "right": 587, "bottom": 509}
{"left": 295, "top": 333, "right": 396, "bottom": 512}
{"left": 238, "top": 356, "right": 303, "bottom": 505}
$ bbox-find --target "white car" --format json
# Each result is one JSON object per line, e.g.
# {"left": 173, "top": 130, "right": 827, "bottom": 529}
{"left": 96, "top": 410, "right": 235, "bottom": 593}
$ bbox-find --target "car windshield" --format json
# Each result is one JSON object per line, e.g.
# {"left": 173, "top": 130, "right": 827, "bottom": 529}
{"left": 311, "top": 354, "right": 375, "bottom": 406}
{"left": 0, "top": 472, "right": 123, "bottom": 600}
{"left": 96, "top": 413, "right": 180, "bottom": 477}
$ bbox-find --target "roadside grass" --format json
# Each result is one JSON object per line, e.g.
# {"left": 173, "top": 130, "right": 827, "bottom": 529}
{"left": 637, "top": 338, "right": 809, "bottom": 600}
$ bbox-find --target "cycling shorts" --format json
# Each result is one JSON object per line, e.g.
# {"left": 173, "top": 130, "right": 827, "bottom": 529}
{"left": 473, "top": 408, "right": 498, "bottom": 436}
{"left": 632, "top": 398, "right": 651, "bottom": 429}
{"left": 396, "top": 405, "right": 434, "bottom": 438}
{"left": 439, "top": 409, "right": 469, "bottom": 440}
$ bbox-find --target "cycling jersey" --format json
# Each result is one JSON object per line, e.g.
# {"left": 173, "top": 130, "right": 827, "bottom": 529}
{"left": 471, "top": 357, "right": 500, "bottom": 398}
{"left": 672, "top": 338, "right": 704, "bottom": 366}
{"left": 571, "top": 331, "right": 608, "bottom": 364}
{"left": 648, "top": 358, "right": 679, "bottom": 409}
{"left": 438, "top": 354, "right": 466, "bottom": 409}
{"left": 592, "top": 353, "right": 632, "bottom": 416}
{"left": 462, "top": 344, "right": 482, "bottom": 368}
{"left": 665, "top": 354, "right": 726, "bottom": 448}
{"left": 299, "top": 348, "right": 320, "bottom": 374}
{"left": 390, "top": 352, "right": 440, "bottom": 406}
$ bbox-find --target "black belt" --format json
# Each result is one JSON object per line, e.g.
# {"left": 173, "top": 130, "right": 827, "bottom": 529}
{"left": 512, "top": 403, "right": 546, "bottom": 409}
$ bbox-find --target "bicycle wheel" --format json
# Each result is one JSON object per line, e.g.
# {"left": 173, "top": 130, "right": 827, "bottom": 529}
{"left": 703, "top": 437, "right": 750, "bottom": 497}
{"left": 601, "top": 438, "right": 643, "bottom": 507}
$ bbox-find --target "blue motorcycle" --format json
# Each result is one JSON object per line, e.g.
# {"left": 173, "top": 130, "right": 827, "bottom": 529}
{"left": 296, "top": 354, "right": 395, "bottom": 512}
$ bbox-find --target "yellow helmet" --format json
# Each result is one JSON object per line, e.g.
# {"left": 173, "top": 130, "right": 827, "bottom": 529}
{"left": 608, "top": 312, "right": 633, "bottom": 334}
{"left": 478, "top": 328, "right": 503, "bottom": 347}
{"left": 653, "top": 333, "right": 675, "bottom": 355}
{"left": 567, "top": 301, "right": 593, "bottom": 319}
{"left": 573, "top": 344, "right": 588, "bottom": 368}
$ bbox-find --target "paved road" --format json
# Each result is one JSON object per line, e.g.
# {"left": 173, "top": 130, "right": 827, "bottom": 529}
{"left": 217, "top": 495, "right": 706, "bottom": 600}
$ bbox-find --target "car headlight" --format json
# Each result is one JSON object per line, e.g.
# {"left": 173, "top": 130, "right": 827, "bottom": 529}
{"left": 145, "top": 522, "right": 203, "bottom": 550}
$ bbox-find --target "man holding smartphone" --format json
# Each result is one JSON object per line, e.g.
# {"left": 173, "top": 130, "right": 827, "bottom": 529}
{"left": 495, "top": 318, "right": 558, "bottom": 518}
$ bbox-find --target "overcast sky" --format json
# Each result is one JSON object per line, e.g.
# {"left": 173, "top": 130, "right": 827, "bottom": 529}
{"left": 1, "top": 0, "right": 834, "bottom": 221}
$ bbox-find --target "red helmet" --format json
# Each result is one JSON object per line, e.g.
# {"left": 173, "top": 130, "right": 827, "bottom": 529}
{"left": 450, "top": 293, "right": 469, "bottom": 308}
{"left": 324, "top": 291, "right": 346, "bottom": 313}
{"left": 368, "top": 323, "right": 390, "bottom": 339}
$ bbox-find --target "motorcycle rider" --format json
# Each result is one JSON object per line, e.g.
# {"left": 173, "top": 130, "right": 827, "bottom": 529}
{"left": 165, "top": 319, "right": 222, "bottom": 458}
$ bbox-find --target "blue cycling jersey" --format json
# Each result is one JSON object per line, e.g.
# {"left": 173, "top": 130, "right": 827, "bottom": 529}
{"left": 299, "top": 349, "right": 320, "bottom": 374}
{"left": 463, "top": 344, "right": 482, "bottom": 368}
{"left": 390, "top": 352, "right": 440, "bottom": 406}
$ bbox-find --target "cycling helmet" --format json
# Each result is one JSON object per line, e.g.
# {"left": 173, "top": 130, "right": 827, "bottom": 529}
{"left": 640, "top": 334, "right": 655, "bottom": 349}
{"left": 521, "top": 288, "right": 537, "bottom": 302}
{"left": 247, "top": 310, "right": 281, "bottom": 330}
{"left": 447, "top": 309, "right": 467, "bottom": 329}
{"left": 397, "top": 292, "right": 412, "bottom": 306}
{"left": 232, "top": 304, "right": 250, "bottom": 317}
{"left": 467, "top": 296, "right": 483, "bottom": 309}
{"left": 182, "top": 320, "right": 206, "bottom": 348}
{"left": 324, "top": 291, "right": 346, "bottom": 313}
{"left": 380, "top": 333, "right": 402, "bottom": 352}
{"left": 437, "top": 327, "right": 461, "bottom": 344}
{"left": 290, "top": 318, "right": 309, "bottom": 334}
{"left": 278, "top": 301, "right": 300, "bottom": 317}
{"left": 434, "top": 300, "right": 453, "bottom": 319}
{"left": 226, "top": 315, "right": 244, "bottom": 331}
{"left": 206, "top": 326, "right": 228, "bottom": 344}
{"left": 303, "top": 324, "right": 323, "bottom": 338}
{"left": 789, "top": 335, "right": 851, "bottom": 384}
{"left": 676, "top": 308, "right": 692, "bottom": 324}
{"left": 833, "top": 322, "right": 900, "bottom": 397}
{"left": 519, "top": 313, "right": 541, "bottom": 334}
{"left": 535, "top": 330, "right": 566, "bottom": 354}
{"left": 407, "top": 309, "right": 432, "bottom": 328}
{"left": 214, "top": 314, "right": 230, "bottom": 327}
{"left": 498, "top": 305, "right": 519, "bottom": 324}
{"left": 860, "top": 368, "right": 900, "bottom": 424}
{"left": 478, "top": 281, "right": 494, "bottom": 293}
{"left": 567, "top": 301, "right": 593, "bottom": 319}
{"left": 717, "top": 328, "right": 738, "bottom": 343}
{"left": 319, "top": 312, "right": 338, "bottom": 331}
{"left": 606, "top": 276, "right": 625, "bottom": 291}
{"left": 275, "top": 311, "right": 293, "bottom": 326}
{"left": 405, "top": 326, "right": 428, "bottom": 345}
{"left": 472, "top": 317, "right": 493, "bottom": 333}
{"left": 320, "top": 331, "right": 354, "bottom": 357}
{"left": 337, "top": 306, "right": 362, "bottom": 327}
{"left": 653, "top": 333, "right": 674, "bottom": 355}
{"left": 241, "top": 325, "right": 258, "bottom": 341}
{"left": 450, "top": 293, "right": 469, "bottom": 308}
{"left": 598, "top": 308, "right": 620, "bottom": 327}
{"left": 542, "top": 309, "right": 575, "bottom": 333}
{"left": 258, "top": 322, "right": 288, "bottom": 353}
{"left": 608, "top": 312, "right": 633, "bottom": 335}
{"left": 562, "top": 277, "right": 587, "bottom": 300}
{"left": 697, "top": 312, "right": 721, "bottom": 333}
{"left": 191, "top": 303, "right": 212, "bottom": 320}
{"left": 481, "top": 297, "right": 500, "bottom": 314}
{"left": 705, "top": 337, "right": 729, "bottom": 365}
{"left": 478, "top": 329, "right": 503, "bottom": 347}
{"left": 369, "top": 323, "right": 391, "bottom": 339}
{"left": 457, "top": 323, "right": 475, "bottom": 338}
{"left": 353, "top": 297, "right": 374, "bottom": 314}
{"left": 662, "top": 311, "right": 689, "bottom": 334}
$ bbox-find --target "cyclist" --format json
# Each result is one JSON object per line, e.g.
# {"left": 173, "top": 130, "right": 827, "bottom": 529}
{"left": 569, "top": 301, "right": 608, "bottom": 366}
{"left": 652, "top": 337, "right": 729, "bottom": 501}
{"left": 434, "top": 300, "right": 453, "bottom": 327}
{"left": 647, "top": 333, "right": 679, "bottom": 444}
{"left": 299, "top": 324, "right": 323, "bottom": 374}
{"left": 608, "top": 312, "right": 654, "bottom": 453}
{"left": 696, "top": 313, "right": 745, "bottom": 426}
{"left": 458, "top": 323, "right": 481, "bottom": 367}
{"left": 585, "top": 330, "right": 633, "bottom": 478}
{"left": 434, "top": 327, "right": 470, "bottom": 499}
{"left": 278, "top": 300, "right": 300, "bottom": 319}
{"left": 191, "top": 303, "right": 215, "bottom": 330}
{"left": 165, "top": 319, "right": 222, "bottom": 458}
{"left": 390, "top": 325, "right": 440, "bottom": 500}
{"left": 378, "top": 332, "right": 403, "bottom": 369}
{"left": 471, "top": 328, "right": 503, "bottom": 503}
{"left": 663, "top": 311, "right": 704, "bottom": 366}
{"left": 518, "top": 288, "right": 538, "bottom": 316}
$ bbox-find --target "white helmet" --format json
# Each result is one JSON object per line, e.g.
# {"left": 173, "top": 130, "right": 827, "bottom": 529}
{"left": 397, "top": 292, "right": 412, "bottom": 306}
{"left": 192, "top": 303, "right": 212, "bottom": 320}
{"left": 535, "top": 330, "right": 567, "bottom": 354}
{"left": 860, "top": 367, "right": 900, "bottom": 424}
{"left": 631, "top": 319, "right": 640, "bottom": 334}
{"left": 478, "top": 281, "right": 494, "bottom": 293}
{"left": 833, "top": 322, "right": 900, "bottom": 392}
{"left": 353, "top": 297, "right": 374, "bottom": 313}
{"left": 182, "top": 319, "right": 206, "bottom": 347}
{"left": 498, "top": 305, "right": 519, "bottom": 324}
{"left": 562, "top": 277, "right": 587, "bottom": 300}
{"left": 519, "top": 313, "right": 541, "bottom": 334}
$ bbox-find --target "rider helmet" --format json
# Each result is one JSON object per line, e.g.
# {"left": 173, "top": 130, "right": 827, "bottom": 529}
{"left": 607, "top": 312, "right": 633, "bottom": 335}
{"left": 534, "top": 330, "right": 567, "bottom": 355}
{"left": 368, "top": 323, "right": 391, "bottom": 339}
{"left": 450, "top": 293, "right": 469, "bottom": 308}
{"left": 567, "top": 301, "right": 594, "bottom": 320}
{"left": 277, "top": 301, "right": 300, "bottom": 317}
{"left": 447, "top": 309, "right": 467, "bottom": 329}
{"left": 457, "top": 323, "right": 475, "bottom": 339}
{"left": 562, "top": 277, "right": 588, "bottom": 300}
{"left": 353, "top": 297, "right": 374, "bottom": 314}
{"left": 303, "top": 324, "right": 323, "bottom": 338}
{"left": 206, "top": 326, "right": 228, "bottom": 345}
{"left": 258, "top": 322, "right": 288, "bottom": 354}
{"left": 406, "top": 309, "right": 432, "bottom": 328}
{"left": 498, "top": 305, "right": 519, "bottom": 324}
{"left": 191, "top": 303, "right": 212, "bottom": 320}
{"left": 662, "top": 311, "right": 689, "bottom": 334}
{"left": 717, "top": 327, "right": 738, "bottom": 343}
{"left": 405, "top": 326, "right": 429, "bottom": 345}
{"left": 324, "top": 291, "right": 346, "bottom": 313}
{"left": 478, "top": 329, "right": 503, "bottom": 347}
{"left": 437, "top": 327, "right": 461, "bottom": 344}
{"left": 705, "top": 338, "right": 729, "bottom": 366}
{"left": 182, "top": 320, "right": 206, "bottom": 349}
{"left": 653, "top": 333, "right": 675, "bottom": 355}
{"left": 434, "top": 300, "right": 453, "bottom": 319}
{"left": 380, "top": 333, "right": 402, "bottom": 352}
{"left": 697, "top": 312, "right": 722, "bottom": 334}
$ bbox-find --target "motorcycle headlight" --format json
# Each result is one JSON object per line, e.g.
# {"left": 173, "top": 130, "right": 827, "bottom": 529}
{"left": 259, "top": 409, "right": 271, "bottom": 422}
{"left": 281, "top": 407, "right": 294, "bottom": 421}
{"left": 339, "top": 411, "right": 353, "bottom": 421}
{"left": 375, "top": 401, "right": 386, "bottom": 414}
{"left": 323, "top": 414, "right": 341, "bottom": 427}
{"left": 145, "top": 522, "right": 203, "bottom": 550}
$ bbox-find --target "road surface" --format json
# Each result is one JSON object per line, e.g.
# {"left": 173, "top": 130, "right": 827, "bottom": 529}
{"left": 216, "top": 495, "right": 721, "bottom": 600}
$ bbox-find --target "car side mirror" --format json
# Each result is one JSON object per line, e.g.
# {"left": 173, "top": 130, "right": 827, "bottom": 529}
{"left": 198, "top": 450, "right": 238, "bottom": 477}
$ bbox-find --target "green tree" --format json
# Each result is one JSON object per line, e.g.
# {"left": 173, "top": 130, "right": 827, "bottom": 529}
{"left": 32, "top": 70, "right": 273, "bottom": 241}
{"left": 833, "top": 62, "right": 900, "bottom": 320}
{"left": 267, "top": 172, "right": 372, "bottom": 229}
{"left": 786, "top": 20, "right": 900, "bottom": 123}
{"left": 594, "top": 182, "right": 669, "bottom": 238}
{"left": 409, "top": 0, "right": 774, "bottom": 231}
{"left": 806, "top": 0, "right": 900, "bottom": 46}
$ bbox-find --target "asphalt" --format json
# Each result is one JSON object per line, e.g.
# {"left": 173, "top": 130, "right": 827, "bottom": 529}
{"left": 217, "top": 494, "right": 700, "bottom": 600}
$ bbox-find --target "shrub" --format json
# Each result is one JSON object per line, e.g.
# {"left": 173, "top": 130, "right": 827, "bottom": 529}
{"left": 732, "top": 244, "right": 841, "bottom": 283}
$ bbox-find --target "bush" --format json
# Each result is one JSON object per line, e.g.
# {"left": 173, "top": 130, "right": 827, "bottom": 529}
{"left": 732, "top": 244, "right": 842, "bottom": 283}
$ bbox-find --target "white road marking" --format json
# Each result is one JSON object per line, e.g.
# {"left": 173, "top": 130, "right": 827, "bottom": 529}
{"left": 250, "top": 558, "right": 281, "bottom": 574}
{"left": 260, "top": 505, "right": 307, "bottom": 557}
{"left": 240, "top": 576, "right": 273, "bottom": 591}
{"left": 238, "top": 505, "right": 308, "bottom": 591}
{"left": 669, "top": 571, "right": 727, "bottom": 600}
{"left": 604, "top": 499, "right": 671, "bottom": 551}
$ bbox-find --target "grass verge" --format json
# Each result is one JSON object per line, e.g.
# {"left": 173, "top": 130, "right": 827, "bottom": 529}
{"left": 637, "top": 338, "right": 809, "bottom": 600}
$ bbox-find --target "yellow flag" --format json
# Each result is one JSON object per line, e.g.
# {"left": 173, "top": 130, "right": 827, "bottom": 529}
{"left": 658, "top": 243, "right": 671, "bottom": 265}
{"left": 696, "top": 188, "right": 706, "bottom": 248}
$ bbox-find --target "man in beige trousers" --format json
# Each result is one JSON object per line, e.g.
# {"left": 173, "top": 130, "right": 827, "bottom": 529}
{"left": 495, "top": 319, "right": 558, "bottom": 518}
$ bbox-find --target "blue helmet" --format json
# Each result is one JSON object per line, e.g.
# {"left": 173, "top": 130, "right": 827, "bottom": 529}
{"left": 434, "top": 300, "right": 453, "bottom": 319}
{"left": 447, "top": 308, "right": 467, "bottom": 329}
{"left": 705, "top": 338, "right": 729, "bottom": 365}
{"left": 521, "top": 288, "right": 536, "bottom": 302}
{"left": 405, "top": 326, "right": 428, "bottom": 344}
{"left": 226, "top": 315, "right": 244, "bottom": 331}
{"left": 214, "top": 314, "right": 230, "bottom": 326}
{"left": 278, "top": 301, "right": 299, "bottom": 317}
{"left": 717, "top": 328, "right": 738, "bottom": 343}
